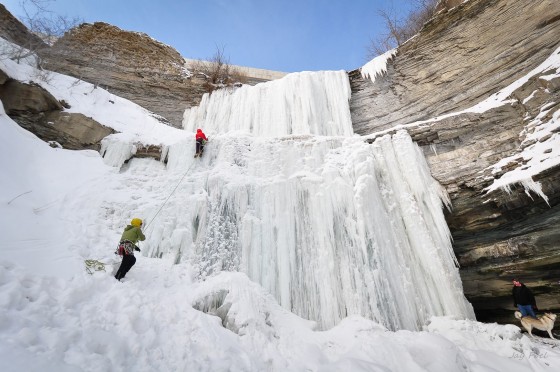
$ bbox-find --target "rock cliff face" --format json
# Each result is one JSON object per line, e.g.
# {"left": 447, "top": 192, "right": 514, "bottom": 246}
{"left": 40, "top": 22, "right": 203, "bottom": 128}
{"left": 351, "top": 0, "right": 559, "bottom": 134}
{"left": 0, "top": 74, "right": 114, "bottom": 150}
{"left": 0, "top": 4, "right": 45, "bottom": 49}
{"left": 350, "top": 0, "right": 560, "bottom": 323}
{"left": 39, "top": 23, "right": 286, "bottom": 128}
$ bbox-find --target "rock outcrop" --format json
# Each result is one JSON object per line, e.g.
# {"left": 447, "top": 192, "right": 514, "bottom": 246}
{"left": 351, "top": 0, "right": 559, "bottom": 134}
{"left": 350, "top": 0, "right": 560, "bottom": 323}
{"left": 0, "top": 3, "right": 45, "bottom": 49}
{"left": 0, "top": 75, "right": 114, "bottom": 150}
{"left": 40, "top": 22, "right": 202, "bottom": 128}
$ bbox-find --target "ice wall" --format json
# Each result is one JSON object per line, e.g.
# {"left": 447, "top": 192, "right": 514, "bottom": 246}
{"left": 141, "top": 70, "right": 474, "bottom": 330}
{"left": 143, "top": 131, "right": 474, "bottom": 330}
{"left": 183, "top": 71, "right": 353, "bottom": 137}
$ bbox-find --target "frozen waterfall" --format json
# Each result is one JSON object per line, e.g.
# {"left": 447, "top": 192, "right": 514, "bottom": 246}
{"left": 145, "top": 71, "right": 474, "bottom": 330}
{"left": 183, "top": 70, "right": 353, "bottom": 137}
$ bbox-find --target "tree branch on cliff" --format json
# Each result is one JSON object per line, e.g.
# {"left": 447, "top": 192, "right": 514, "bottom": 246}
{"left": 2, "top": 0, "right": 81, "bottom": 71}
{"left": 367, "top": 0, "right": 438, "bottom": 58}
{"left": 192, "top": 45, "right": 248, "bottom": 94}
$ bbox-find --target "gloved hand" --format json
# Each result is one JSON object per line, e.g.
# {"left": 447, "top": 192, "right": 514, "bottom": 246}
{"left": 135, "top": 247, "right": 141, "bottom": 252}
{"left": 533, "top": 305, "right": 538, "bottom": 311}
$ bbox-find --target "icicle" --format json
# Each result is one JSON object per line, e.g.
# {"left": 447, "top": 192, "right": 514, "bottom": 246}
{"left": 504, "top": 179, "right": 550, "bottom": 206}
{"left": 150, "top": 68, "right": 475, "bottom": 331}
{"left": 360, "top": 49, "right": 397, "bottom": 83}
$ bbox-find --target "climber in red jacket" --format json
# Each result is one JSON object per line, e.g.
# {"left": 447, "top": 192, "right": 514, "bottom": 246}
{"left": 195, "top": 128, "right": 208, "bottom": 158}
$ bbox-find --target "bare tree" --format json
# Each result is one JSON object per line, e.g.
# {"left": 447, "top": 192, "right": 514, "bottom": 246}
{"left": 192, "top": 45, "right": 248, "bottom": 93}
{"left": 2, "top": 0, "right": 81, "bottom": 69}
{"left": 367, "top": 0, "right": 439, "bottom": 58}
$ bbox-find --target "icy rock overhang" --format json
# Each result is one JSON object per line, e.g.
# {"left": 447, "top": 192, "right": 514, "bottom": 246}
{"left": 362, "top": 46, "right": 560, "bottom": 205}
{"left": 360, "top": 49, "right": 397, "bottom": 83}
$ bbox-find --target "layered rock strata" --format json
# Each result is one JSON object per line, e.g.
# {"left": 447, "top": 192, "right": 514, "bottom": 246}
{"left": 0, "top": 4, "right": 45, "bottom": 49}
{"left": 350, "top": 0, "right": 560, "bottom": 323}
{"left": 40, "top": 22, "right": 202, "bottom": 128}
{"left": 351, "top": 0, "right": 559, "bottom": 134}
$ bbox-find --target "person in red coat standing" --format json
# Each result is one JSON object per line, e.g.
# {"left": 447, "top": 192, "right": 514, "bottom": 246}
{"left": 195, "top": 128, "right": 208, "bottom": 158}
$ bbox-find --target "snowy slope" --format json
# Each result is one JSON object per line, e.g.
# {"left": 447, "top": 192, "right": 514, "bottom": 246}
{"left": 0, "top": 102, "right": 108, "bottom": 278}
{"left": 1, "top": 45, "right": 560, "bottom": 371}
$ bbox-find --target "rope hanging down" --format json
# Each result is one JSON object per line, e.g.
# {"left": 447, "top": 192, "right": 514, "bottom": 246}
{"left": 144, "top": 160, "right": 197, "bottom": 229}
{"left": 87, "top": 154, "right": 199, "bottom": 274}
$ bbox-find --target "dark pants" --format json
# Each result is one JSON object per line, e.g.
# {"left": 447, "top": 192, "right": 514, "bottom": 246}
{"left": 115, "top": 254, "right": 136, "bottom": 280}
{"left": 196, "top": 139, "right": 204, "bottom": 155}
{"left": 518, "top": 304, "right": 536, "bottom": 318}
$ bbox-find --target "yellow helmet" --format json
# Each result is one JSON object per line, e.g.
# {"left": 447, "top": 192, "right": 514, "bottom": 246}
{"left": 131, "top": 218, "right": 143, "bottom": 227}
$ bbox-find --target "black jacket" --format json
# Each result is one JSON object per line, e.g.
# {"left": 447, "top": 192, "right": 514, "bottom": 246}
{"left": 512, "top": 284, "right": 536, "bottom": 307}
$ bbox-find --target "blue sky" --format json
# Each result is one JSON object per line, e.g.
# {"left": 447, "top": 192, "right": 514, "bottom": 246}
{"left": 2, "top": 0, "right": 414, "bottom": 72}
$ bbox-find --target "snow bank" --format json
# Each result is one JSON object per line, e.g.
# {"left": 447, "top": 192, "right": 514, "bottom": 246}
{"left": 1, "top": 260, "right": 558, "bottom": 372}
{"left": 0, "top": 36, "right": 39, "bottom": 67}
{"left": 425, "top": 316, "right": 560, "bottom": 370}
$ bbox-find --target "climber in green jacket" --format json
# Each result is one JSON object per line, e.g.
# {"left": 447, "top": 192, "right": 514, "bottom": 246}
{"left": 115, "top": 218, "right": 145, "bottom": 281}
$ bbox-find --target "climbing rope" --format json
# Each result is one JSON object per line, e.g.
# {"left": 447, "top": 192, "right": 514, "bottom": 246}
{"left": 84, "top": 259, "right": 107, "bottom": 275}
{"left": 144, "top": 158, "right": 198, "bottom": 229}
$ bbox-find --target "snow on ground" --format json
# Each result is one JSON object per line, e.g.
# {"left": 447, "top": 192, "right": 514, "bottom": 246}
{"left": 1, "top": 255, "right": 559, "bottom": 371}
{"left": 0, "top": 102, "right": 109, "bottom": 278}
{"left": 2, "top": 41, "right": 560, "bottom": 372}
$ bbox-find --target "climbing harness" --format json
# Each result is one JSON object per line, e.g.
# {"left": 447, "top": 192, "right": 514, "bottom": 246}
{"left": 84, "top": 259, "right": 107, "bottom": 275}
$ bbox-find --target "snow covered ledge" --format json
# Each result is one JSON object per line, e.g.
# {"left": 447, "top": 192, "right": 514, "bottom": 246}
{"left": 483, "top": 73, "right": 560, "bottom": 204}
{"left": 361, "top": 46, "right": 560, "bottom": 205}
{"left": 100, "top": 134, "right": 172, "bottom": 168}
